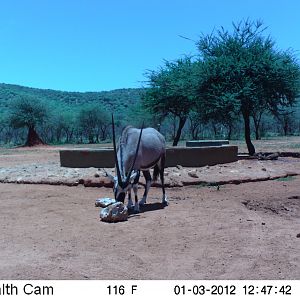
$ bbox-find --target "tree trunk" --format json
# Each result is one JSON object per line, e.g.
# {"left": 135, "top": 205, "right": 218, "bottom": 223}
{"left": 190, "top": 123, "right": 201, "bottom": 140}
{"left": 254, "top": 126, "right": 260, "bottom": 140}
{"left": 226, "top": 124, "right": 232, "bottom": 140}
{"left": 252, "top": 116, "right": 261, "bottom": 140}
{"left": 100, "top": 126, "right": 108, "bottom": 141}
{"left": 192, "top": 126, "right": 199, "bottom": 140}
{"left": 25, "top": 126, "right": 45, "bottom": 146}
{"left": 88, "top": 134, "right": 94, "bottom": 144}
{"left": 212, "top": 124, "right": 217, "bottom": 138}
{"left": 172, "top": 116, "right": 186, "bottom": 146}
{"left": 242, "top": 111, "right": 255, "bottom": 155}
{"left": 283, "top": 119, "right": 289, "bottom": 136}
{"left": 56, "top": 128, "right": 62, "bottom": 143}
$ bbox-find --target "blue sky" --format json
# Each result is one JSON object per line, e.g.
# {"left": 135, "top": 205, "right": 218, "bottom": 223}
{"left": 0, "top": 0, "right": 300, "bottom": 92}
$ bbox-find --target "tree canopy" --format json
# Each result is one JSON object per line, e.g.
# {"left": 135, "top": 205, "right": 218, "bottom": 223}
{"left": 78, "top": 104, "right": 110, "bottom": 143}
{"left": 196, "top": 20, "right": 300, "bottom": 154}
{"left": 142, "top": 20, "right": 300, "bottom": 151}
{"left": 8, "top": 95, "right": 49, "bottom": 146}
{"left": 143, "top": 57, "right": 199, "bottom": 145}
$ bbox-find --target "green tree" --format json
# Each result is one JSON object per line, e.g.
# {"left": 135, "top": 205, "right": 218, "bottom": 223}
{"left": 197, "top": 20, "right": 300, "bottom": 154}
{"left": 61, "top": 112, "right": 77, "bottom": 143}
{"left": 143, "top": 57, "right": 199, "bottom": 146}
{"left": 78, "top": 104, "right": 110, "bottom": 143}
{"left": 274, "top": 108, "right": 295, "bottom": 136}
{"left": 196, "top": 90, "right": 239, "bottom": 140}
{"left": 8, "top": 95, "right": 49, "bottom": 146}
{"left": 188, "top": 110, "right": 204, "bottom": 140}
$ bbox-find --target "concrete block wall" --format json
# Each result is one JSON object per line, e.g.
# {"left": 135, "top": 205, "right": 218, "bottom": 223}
{"left": 60, "top": 145, "right": 238, "bottom": 168}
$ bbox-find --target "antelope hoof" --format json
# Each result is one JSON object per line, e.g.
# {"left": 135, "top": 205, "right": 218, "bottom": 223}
{"left": 139, "top": 197, "right": 146, "bottom": 207}
{"left": 162, "top": 196, "right": 168, "bottom": 206}
{"left": 127, "top": 205, "right": 134, "bottom": 211}
{"left": 133, "top": 203, "right": 140, "bottom": 213}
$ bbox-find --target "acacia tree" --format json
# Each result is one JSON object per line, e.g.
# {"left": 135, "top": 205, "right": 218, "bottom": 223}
{"left": 78, "top": 104, "right": 110, "bottom": 143}
{"left": 188, "top": 110, "right": 205, "bottom": 140}
{"left": 274, "top": 108, "right": 295, "bottom": 136}
{"left": 9, "top": 95, "right": 49, "bottom": 146}
{"left": 197, "top": 20, "right": 300, "bottom": 154}
{"left": 62, "top": 113, "right": 76, "bottom": 143}
{"left": 196, "top": 89, "right": 240, "bottom": 140}
{"left": 252, "top": 104, "right": 266, "bottom": 140}
{"left": 143, "top": 57, "right": 199, "bottom": 146}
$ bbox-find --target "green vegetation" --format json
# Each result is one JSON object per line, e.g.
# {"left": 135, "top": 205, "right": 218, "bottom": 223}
{"left": 78, "top": 104, "right": 110, "bottom": 143}
{"left": 0, "top": 83, "right": 145, "bottom": 145}
{"left": 1, "top": 19, "right": 300, "bottom": 151}
{"left": 8, "top": 95, "right": 49, "bottom": 146}
{"left": 197, "top": 20, "right": 300, "bottom": 154}
{"left": 143, "top": 57, "right": 199, "bottom": 146}
{"left": 143, "top": 20, "right": 300, "bottom": 153}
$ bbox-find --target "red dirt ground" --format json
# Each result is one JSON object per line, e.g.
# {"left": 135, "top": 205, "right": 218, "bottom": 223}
{"left": 0, "top": 143, "right": 300, "bottom": 279}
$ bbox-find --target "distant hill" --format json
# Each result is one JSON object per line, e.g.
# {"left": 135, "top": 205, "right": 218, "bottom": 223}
{"left": 0, "top": 83, "right": 144, "bottom": 117}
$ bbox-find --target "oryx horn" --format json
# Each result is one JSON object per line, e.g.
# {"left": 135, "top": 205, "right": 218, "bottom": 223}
{"left": 111, "top": 114, "right": 122, "bottom": 184}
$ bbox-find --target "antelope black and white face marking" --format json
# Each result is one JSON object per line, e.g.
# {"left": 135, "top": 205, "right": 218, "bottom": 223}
{"left": 113, "top": 177, "right": 130, "bottom": 203}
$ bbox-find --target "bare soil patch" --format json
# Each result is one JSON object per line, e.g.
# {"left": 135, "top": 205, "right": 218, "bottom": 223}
{"left": 0, "top": 144, "right": 300, "bottom": 279}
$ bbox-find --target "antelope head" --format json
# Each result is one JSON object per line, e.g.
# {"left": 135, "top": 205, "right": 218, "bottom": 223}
{"left": 106, "top": 115, "right": 143, "bottom": 203}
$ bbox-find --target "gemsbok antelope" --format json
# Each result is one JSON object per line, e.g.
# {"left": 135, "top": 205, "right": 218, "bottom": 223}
{"left": 106, "top": 115, "right": 168, "bottom": 212}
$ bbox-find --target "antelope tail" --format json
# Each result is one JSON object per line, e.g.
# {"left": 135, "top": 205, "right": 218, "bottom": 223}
{"left": 153, "top": 165, "right": 160, "bottom": 182}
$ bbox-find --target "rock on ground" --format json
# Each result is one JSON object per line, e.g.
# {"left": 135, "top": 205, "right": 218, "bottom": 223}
{"left": 95, "top": 197, "right": 116, "bottom": 207}
{"left": 100, "top": 202, "right": 128, "bottom": 222}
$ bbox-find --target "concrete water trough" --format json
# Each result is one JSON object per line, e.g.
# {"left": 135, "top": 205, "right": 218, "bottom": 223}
{"left": 60, "top": 145, "right": 238, "bottom": 168}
